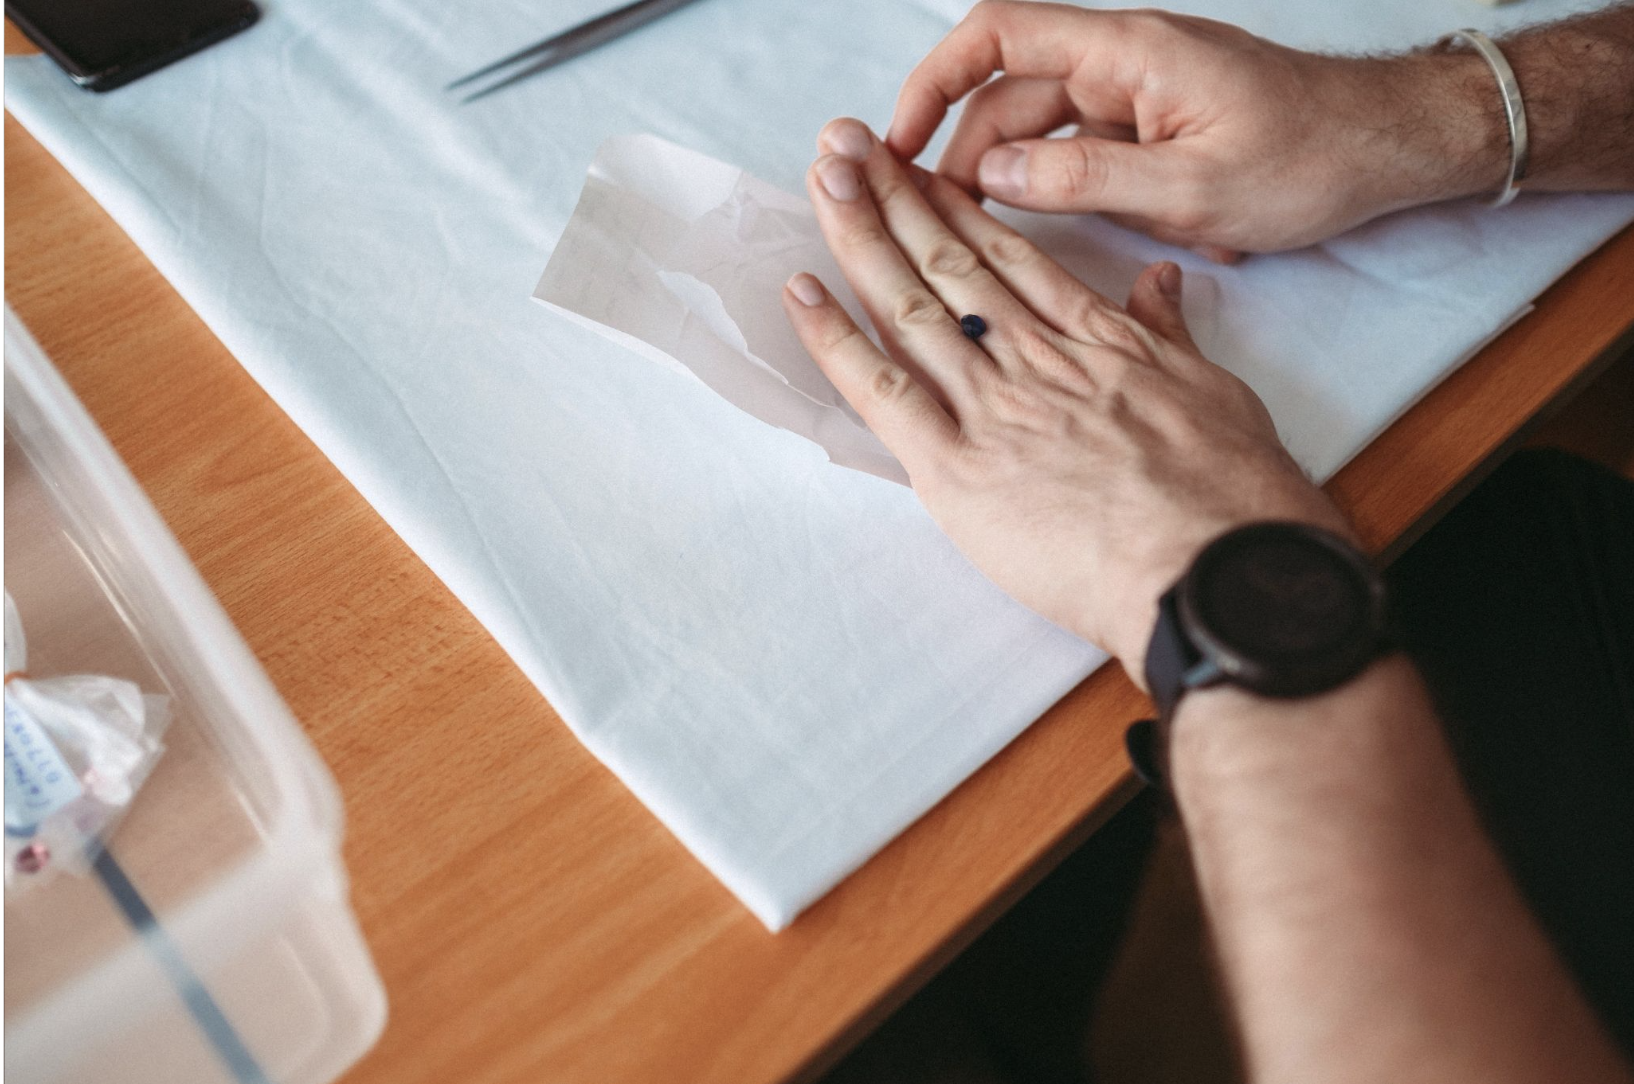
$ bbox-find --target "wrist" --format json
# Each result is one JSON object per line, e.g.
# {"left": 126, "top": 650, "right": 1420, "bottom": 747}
{"left": 1167, "top": 653, "right": 1421, "bottom": 803}
{"left": 1101, "top": 535, "right": 1218, "bottom": 689}
{"left": 1102, "top": 500, "right": 1360, "bottom": 686}
{"left": 1331, "top": 52, "right": 1511, "bottom": 214}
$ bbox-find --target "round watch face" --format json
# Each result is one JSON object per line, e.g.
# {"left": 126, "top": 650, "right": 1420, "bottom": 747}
{"left": 1180, "top": 522, "right": 1382, "bottom": 696}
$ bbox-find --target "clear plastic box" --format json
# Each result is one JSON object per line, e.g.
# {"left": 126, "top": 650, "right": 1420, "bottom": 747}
{"left": 4, "top": 309, "right": 386, "bottom": 1084}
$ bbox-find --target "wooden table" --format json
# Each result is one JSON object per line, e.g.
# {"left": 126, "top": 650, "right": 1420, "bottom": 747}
{"left": 7, "top": 32, "right": 1634, "bottom": 1082}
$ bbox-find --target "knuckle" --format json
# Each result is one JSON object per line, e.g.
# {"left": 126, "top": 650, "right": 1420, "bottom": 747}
{"left": 1078, "top": 304, "right": 1152, "bottom": 354}
{"left": 983, "top": 381, "right": 1045, "bottom": 425}
{"left": 873, "top": 170, "right": 915, "bottom": 213}
{"left": 818, "top": 321, "right": 868, "bottom": 354}
{"left": 984, "top": 386, "right": 1087, "bottom": 447}
{"left": 868, "top": 364, "right": 914, "bottom": 403}
{"left": 892, "top": 289, "right": 949, "bottom": 329}
{"left": 1008, "top": 327, "right": 1096, "bottom": 390}
{"left": 1005, "top": 323, "right": 1063, "bottom": 363}
{"left": 1089, "top": 350, "right": 1141, "bottom": 391}
{"left": 838, "top": 220, "right": 889, "bottom": 251}
{"left": 921, "top": 237, "right": 982, "bottom": 279}
{"left": 1045, "top": 143, "right": 1107, "bottom": 202}
{"left": 1061, "top": 294, "right": 1112, "bottom": 336}
{"left": 979, "top": 232, "right": 1036, "bottom": 270}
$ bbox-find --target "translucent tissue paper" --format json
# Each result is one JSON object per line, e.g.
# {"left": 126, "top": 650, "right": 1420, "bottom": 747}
{"left": 3, "top": 593, "right": 169, "bottom": 891}
{"left": 535, "top": 134, "right": 910, "bottom": 483}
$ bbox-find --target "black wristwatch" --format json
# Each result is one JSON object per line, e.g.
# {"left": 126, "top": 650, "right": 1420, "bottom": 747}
{"left": 1125, "top": 521, "right": 1389, "bottom": 788}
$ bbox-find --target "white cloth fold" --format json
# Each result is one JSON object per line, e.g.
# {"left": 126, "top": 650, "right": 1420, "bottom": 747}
{"left": 7, "top": 0, "right": 1631, "bottom": 929}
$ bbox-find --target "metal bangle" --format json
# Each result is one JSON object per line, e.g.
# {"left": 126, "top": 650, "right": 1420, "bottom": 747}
{"left": 1439, "top": 29, "right": 1530, "bottom": 208}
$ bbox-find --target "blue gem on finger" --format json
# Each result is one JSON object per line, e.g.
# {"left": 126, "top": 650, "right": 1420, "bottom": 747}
{"left": 960, "top": 314, "right": 987, "bottom": 340}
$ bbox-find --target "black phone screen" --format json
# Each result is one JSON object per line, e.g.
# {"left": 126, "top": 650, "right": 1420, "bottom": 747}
{"left": 7, "top": 0, "right": 258, "bottom": 89}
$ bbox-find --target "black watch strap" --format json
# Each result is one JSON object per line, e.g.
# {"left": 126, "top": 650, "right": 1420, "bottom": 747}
{"left": 1125, "top": 586, "right": 1200, "bottom": 787}
{"left": 1144, "top": 587, "right": 1203, "bottom": 720}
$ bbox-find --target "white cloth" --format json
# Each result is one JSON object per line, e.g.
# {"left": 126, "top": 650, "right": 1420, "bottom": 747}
{"left": 7, "top": 0, "right": 1631, "bottom": 930}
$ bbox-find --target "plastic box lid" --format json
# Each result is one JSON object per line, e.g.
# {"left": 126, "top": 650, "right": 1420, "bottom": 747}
{"left": 4, "top": 309, "right": 386, "bottom": 1084}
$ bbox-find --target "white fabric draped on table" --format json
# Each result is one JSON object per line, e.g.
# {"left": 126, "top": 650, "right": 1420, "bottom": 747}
{"left": 8, "top": 0, "right": 1630, "bottom": 929}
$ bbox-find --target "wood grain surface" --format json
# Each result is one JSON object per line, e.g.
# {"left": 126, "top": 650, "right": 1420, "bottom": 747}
{"left": 6, "top": 44, "right": 1634, "bottom": 1083}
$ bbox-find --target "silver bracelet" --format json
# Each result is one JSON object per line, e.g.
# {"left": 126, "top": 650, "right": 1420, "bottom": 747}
{"left": 1439, "top": 28, "right": 1530, "bottom": 208}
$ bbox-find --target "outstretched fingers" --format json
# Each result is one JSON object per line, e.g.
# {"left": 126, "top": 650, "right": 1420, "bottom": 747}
{"left": 817, "top": 118, "right": 1046, "bottom": 370}
{"left": 782, "top": 273, "right": 958, "bottom": 475}
{"left": 806, "top": 152, "right": 992, "bottom": 404}
{"left": 916, "top": 172, "right": 1124, "bottom": 341}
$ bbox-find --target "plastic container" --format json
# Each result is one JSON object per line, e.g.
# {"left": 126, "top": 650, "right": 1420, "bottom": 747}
{"left": 3, "top": 309, "right": 386, "bottom": 1084}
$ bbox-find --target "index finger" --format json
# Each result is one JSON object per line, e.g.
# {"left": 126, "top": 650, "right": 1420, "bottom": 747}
{"left": 885, "top": 1, "right": 1095, "bottom": 160}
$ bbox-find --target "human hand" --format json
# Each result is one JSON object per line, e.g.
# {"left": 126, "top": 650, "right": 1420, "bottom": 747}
{"left": 781, "top": 118, "right": 1351, "bottom": 678}
{"left": 887, "top": 2, "right": 1506, "bottom": 261}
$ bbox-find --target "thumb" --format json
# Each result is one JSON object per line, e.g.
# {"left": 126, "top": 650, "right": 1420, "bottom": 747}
{"left": 1125, "top": 262, "right": 1196, "bottom": 350}
{"left": 976, "top": 136, "right": 1180, "bottom": 218}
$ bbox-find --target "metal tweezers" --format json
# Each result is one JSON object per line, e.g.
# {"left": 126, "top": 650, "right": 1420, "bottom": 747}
{"left": 448, "top": 0, "right": 707, "bottom": 103}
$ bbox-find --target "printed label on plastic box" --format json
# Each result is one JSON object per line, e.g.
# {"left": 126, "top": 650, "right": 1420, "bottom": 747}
{"left": 4, "top": 693, "right": 83, "bottom": 834}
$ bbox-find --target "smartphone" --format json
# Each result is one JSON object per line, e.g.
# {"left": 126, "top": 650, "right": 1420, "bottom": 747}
{"left": 7, "top": 0, "right": 259, "bottom": 92}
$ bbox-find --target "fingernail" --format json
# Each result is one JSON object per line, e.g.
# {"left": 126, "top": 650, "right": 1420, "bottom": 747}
{"left": 978, "top": 145, "right": 1027, "bottom": 200}
{"left": 823, "top": 119, "right": 873, "bottom": 162}
{"left": 787, "top": 272, "right": 825, "bottom": 307}
{"left": 1158, "top": 262, "right": 1183, "bottom": 299}
{"left": 817, "top": 158, "right": 861, "bottom": 202}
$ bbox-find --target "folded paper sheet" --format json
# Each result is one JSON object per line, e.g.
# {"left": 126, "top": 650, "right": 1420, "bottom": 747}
{"left": 537, "top": 135, "right": 906, "bottom": 483}
{"left": 8, "top": 0, "right": 1634, "bottom": 930}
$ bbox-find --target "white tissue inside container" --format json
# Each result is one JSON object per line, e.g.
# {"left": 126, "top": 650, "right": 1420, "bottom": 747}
{"left": 4, "top": 593, "right": 170, "bottom": 892}
{"left": 4, "top": 675, "right": 170, "bottom": 891}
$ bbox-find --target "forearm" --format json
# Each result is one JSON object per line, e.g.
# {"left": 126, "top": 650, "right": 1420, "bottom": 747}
{"left": 1407, "top": 4, "right": 1634, "bottom": 202}
{"left": 1502, "top": 4, "right": 1634, "bottom": 191}
{"left": 1169, "top": 655, "right": 1631, "bottom": 1084}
